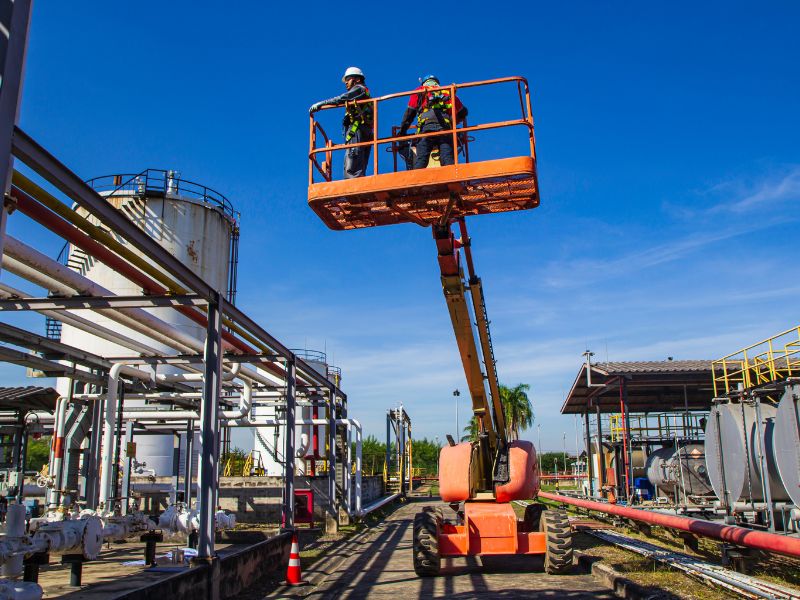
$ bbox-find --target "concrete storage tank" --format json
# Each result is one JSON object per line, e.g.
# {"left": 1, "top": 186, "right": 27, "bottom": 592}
{"left": 705, "top": 402, "right": 789, "bottom": 505}
{"left": 773, "top": 384, "right": 800, "bottom": 507}
{"left": 58, "top": 169, "right": 238, "bottom": 476}
{"left": 645, "top": 443, "right": 713, "bottom": 499}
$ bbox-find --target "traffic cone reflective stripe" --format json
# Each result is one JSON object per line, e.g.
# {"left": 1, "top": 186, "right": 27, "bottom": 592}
{"left": 285, "top": 533, "right": 305, "bottom": 585}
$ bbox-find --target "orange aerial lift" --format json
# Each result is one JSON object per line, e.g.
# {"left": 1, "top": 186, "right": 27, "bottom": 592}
{"left": 307, "top": 77, "right": 572, "bottom": 576}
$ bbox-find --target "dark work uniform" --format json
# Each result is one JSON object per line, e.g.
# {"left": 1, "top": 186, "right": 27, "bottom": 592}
{"left": 398, "top": 86, "right": 467, "bottom": 169}
{"left": 315, "top": 83, "right": 373, "bottom": 179}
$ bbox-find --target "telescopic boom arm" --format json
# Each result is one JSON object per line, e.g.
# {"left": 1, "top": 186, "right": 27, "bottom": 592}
{"left": 434, "top": 218, "right": 509, "bottom": 487}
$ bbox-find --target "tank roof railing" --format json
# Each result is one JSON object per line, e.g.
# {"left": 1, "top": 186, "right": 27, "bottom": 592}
{"left": 290, "top": 348, "right": 327, "bottom": 364}
{"left": 86, "top": 168, "right": 239, "bottom": 223}
{"left": 308, "top": 76, "right": 536, "bottom": 184}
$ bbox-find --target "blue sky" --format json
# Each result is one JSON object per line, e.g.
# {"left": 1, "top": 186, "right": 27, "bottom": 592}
{"left": 4, "top": 2, "right": 799, "bottom": 451}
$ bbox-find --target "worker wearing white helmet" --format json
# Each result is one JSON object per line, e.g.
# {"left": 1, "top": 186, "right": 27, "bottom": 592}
{"left": 309, "top": 67, "right": 373, "bottom": 179}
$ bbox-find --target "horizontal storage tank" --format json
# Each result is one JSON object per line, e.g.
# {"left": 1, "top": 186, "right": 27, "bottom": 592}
{"left": 645, "top": 443, "right": 713, "bottom": 498}
{"left": 705, "top": 401, "right": 789, "bottom": 505}
{"left": 773, "top": 384, "right": 800, "bottom": 507}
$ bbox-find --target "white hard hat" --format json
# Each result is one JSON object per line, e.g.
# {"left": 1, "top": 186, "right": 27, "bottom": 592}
{"left": 342, "top": 66, "right": 365, "bottom": 82}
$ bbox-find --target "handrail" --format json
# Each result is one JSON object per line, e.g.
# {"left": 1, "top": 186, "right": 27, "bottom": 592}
{"left": 711, "top": 325, "right": 800, "bottom": 396}
{"left": 86, "top": 168, "right": 239, "bottom": 222}
{"left": 308, "top": 76, "right": 536, "bottom": 184}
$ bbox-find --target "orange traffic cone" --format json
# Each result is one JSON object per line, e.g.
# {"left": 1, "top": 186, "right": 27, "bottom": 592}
{"left": 284, "top": 533, "right": 306, "bottom": 586}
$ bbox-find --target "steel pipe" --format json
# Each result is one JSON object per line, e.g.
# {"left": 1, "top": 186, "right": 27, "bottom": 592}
{"left": 539, "top": 491, "right": 800, "bottom": 558}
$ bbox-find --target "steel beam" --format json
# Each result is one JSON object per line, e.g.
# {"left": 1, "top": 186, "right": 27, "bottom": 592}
{"left": 282, "top": 358, "right": 296, "bottom": 530}
{"left": 328, "top": 388, "right": 337, "bottom": 519}
{"left": 11, "top": 127, "right": 216, "bottom": 299}
{"left": 0, "top": 321, "right": 111, "bottom": 370}
{"left": 197, "top": 296, "right": 222, "bottom": 560}
{"left": 0, "top": 0, "right": 33, "bottom": 278}
{"left": 0, "top": 293, "right": 207, "bottom": 311}
{"left": 0, "top": 346, "right": 104, "bottom": 383}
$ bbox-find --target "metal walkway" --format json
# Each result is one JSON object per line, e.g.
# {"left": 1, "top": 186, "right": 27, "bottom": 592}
{"left": 261, "top": 500, "right": 616, "bottom": 599}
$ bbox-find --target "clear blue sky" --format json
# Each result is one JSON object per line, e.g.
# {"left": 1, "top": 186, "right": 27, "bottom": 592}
{"left": 4, "top": 1, "right": 799, "bottom": 451}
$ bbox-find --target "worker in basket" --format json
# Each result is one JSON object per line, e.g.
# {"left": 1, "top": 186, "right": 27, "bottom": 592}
{"left": 397, "top": 74, "right": 468, "bottom": 169}
{"left": 309, "top": 67, "right": 373, "bottom": 179}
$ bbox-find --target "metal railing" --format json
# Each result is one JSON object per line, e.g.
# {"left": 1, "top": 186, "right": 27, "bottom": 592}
{"left": 86, "top": 168, "right": 239, "bottom": 222}
{"left": 290, "top": 348, "right": 327, "bottom": 364}
{"left": 712, "top": 325, "right": 800, "bottom": 396}
{"left": 308, "top": 76, "right": 536, "bottom": 184}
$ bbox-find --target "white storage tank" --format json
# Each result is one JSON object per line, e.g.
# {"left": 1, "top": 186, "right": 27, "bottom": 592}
{"left": 705, "top": 401, "right": 789, "bottom": 505}
{"left": 773, "top": 384, "right": 800, "bottom": 507}
{"left": 58, "top": 169, "right": 238, "bottom": 476}
{"left": 253, "top": 349, "right": 334, "bottom": 476}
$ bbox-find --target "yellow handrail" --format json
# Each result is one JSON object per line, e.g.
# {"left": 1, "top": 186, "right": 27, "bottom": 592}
{"left": 712, "top": 325, "right": 800, "bottom": 395}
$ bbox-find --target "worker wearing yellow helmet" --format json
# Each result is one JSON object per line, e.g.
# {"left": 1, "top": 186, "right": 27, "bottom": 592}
{"left": 309, "top": 67, "right": 373, "bottom": 179}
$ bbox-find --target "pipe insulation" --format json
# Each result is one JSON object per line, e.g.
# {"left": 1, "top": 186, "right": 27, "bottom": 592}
{"left": 1, "top": 238, "right": 200, "bottom": 353}
{"left": 538, "top": 491, "right": 800, "bottom": 559}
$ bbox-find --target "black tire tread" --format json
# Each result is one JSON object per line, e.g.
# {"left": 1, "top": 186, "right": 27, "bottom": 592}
{"left": 413, "top": 509, "right": 440, "bottom": 577}
{"left": 540, "top": 509, "right": 573, "bottom": 574}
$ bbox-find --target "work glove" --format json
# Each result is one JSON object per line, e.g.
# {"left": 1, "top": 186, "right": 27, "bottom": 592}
{"left": 309, "top": 102, "right": 323, "bottom": 115}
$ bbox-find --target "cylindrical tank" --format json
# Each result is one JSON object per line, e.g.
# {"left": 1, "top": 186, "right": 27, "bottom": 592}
{"left": 58, "top": 170, "right": 236, "bottom": 476}
{"left": 705, "top": 402, "right": 789, "bottom": 504}
{"left": 645, "top": 443, "right": 713, "bottom": 498}
{"left": 773, "top": 385, "right": 800, "bottom": 507}
{"left": 253, "top": 349, "right": 336, "bottom": 476}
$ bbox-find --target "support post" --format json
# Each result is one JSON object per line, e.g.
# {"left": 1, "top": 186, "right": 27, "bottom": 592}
{"left": 85, "top": 391, "right": 104, "bottom": 509}
{"left": 584, "top": 410, "right": 594, "bottom": 497}
{"left": 327, "top": 388, "right": 337, "bottom": 523}
{"left": 197, "top": 296, "right": 222, "bottom": 561}
{"left": 595, "top": 403, "right": 606, "bottom": 488}
{"left": 171, "top": 432, "right": 180, "bottom": 505}
{"left": 121, "top": 421, "right": 133, "bottom": 515}
{"left": 0, "top": 0, "right": 33, "bottom": 276}
{"left": 282, "top": 356, "right": 296, "bottom": 530}
{"left": 752, "top": 395, "right": 776, "bottom": 531}
{"left": 184, "top": 420, "right": 194, "bottom": 506}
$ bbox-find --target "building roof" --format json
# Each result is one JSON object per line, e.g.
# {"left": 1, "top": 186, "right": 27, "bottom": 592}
{"left": 0, "top": 386, "right": 59, "bottom": 412}
{"left": 560, "top": 360, "right": 721, "bottom": 415}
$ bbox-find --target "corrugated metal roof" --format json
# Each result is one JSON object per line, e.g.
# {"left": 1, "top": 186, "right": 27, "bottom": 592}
{"left": 592, "top": 360, "right": 715, "bottom": 375}
{"left": 560, "top": 360, "right": 719, "bottom": 415}
{"left": 0, "top": 386, "right": 58, "bottom": 411}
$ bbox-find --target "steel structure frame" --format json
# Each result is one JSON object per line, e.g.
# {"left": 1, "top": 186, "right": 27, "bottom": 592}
{"left": 0, "top": 2, "right": 347, "bottom": 562}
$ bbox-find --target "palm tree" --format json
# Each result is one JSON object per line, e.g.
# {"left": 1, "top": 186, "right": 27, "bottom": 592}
{"left": 461, "top": 415, "right": 479, "bottom": 442}
{"left": 500, "top": 383, "right": 534, "bottom": 440}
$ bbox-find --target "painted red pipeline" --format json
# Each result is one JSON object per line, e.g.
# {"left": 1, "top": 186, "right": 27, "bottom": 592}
{"left": 539, "top": 491, "right": 800, "bottom": 559}
{"left": 10, "top": 187, "right": 296, "bottom": 380}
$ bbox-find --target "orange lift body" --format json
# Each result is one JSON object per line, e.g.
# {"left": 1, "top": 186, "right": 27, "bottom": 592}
{"left": 308, "top": 77, "right": 570, "bottom": 574}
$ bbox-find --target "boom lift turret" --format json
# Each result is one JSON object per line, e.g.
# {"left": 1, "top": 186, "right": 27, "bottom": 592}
{"left": 307, "top": 77, "right": 573, "bottom": 576}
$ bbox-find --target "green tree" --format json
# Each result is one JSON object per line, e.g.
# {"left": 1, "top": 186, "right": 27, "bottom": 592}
{"left": 26, "top": 436, "right": 51, "bottom": 472}
{"left": 538, "top": 452, "right": 570, "bottom": 474}
{"left": 461, "top": 415, "right": 479, "bottom": 442}
{"left": 411, "top": 438, "right": 441, "bottom": 475}
{"left": 500, "top": 383, "right": 534, "bottom": 440}
{"left": 361, "top": 435, "right": 386, "bottom": 475}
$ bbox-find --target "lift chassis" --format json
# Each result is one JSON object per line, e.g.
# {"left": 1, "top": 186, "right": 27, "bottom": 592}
{"left": 411, "top": 217, "right": 572, "bottom": 576}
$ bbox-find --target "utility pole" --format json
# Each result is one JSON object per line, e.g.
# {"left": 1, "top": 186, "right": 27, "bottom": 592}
{"left": 537, "top": 423, "right": 542, "bottom": 453}
{"left": 453, "top": 389, "right": 460, "bottom": 440}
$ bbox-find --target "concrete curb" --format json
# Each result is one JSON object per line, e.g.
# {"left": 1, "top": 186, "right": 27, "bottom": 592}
{"left": 576, "top": 551, "right": 679, "bottom": 600}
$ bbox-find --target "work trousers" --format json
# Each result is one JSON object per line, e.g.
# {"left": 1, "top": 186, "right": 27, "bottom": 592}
{"left": 344, "top": 127, "right": 372, "bottom": 179}
{"left": 413, "top": 129, "right": 455, "bottom": 169}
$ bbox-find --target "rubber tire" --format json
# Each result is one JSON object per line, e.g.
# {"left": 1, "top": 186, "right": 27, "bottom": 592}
{"left": 413, "top": 509, "right": 441, "bottom": 577}
{"left": 522, "top": 503, "right": 543, "bottom": 532}
{"left": 540, "top": 509, "right": 573, "bottom": 574}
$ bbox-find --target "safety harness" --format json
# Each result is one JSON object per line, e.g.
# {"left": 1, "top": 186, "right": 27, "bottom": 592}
{"left": 417, "top": 88, "right": 453, "bottom": 129}
{"left": 344, "top": 86, "right": 373, "bottom": 142}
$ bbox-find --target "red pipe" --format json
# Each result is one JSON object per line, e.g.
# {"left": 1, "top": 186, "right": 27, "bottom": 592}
{"left": 10, "top": 187, "right": 296, "bottom": 381}
{"left": 539, "top": 491, "right": 800, "bottom": 559}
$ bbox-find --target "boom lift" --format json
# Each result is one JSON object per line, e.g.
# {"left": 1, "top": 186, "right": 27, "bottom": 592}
{"left": 307, "top": 77, "right": 573, "bottom": 576}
